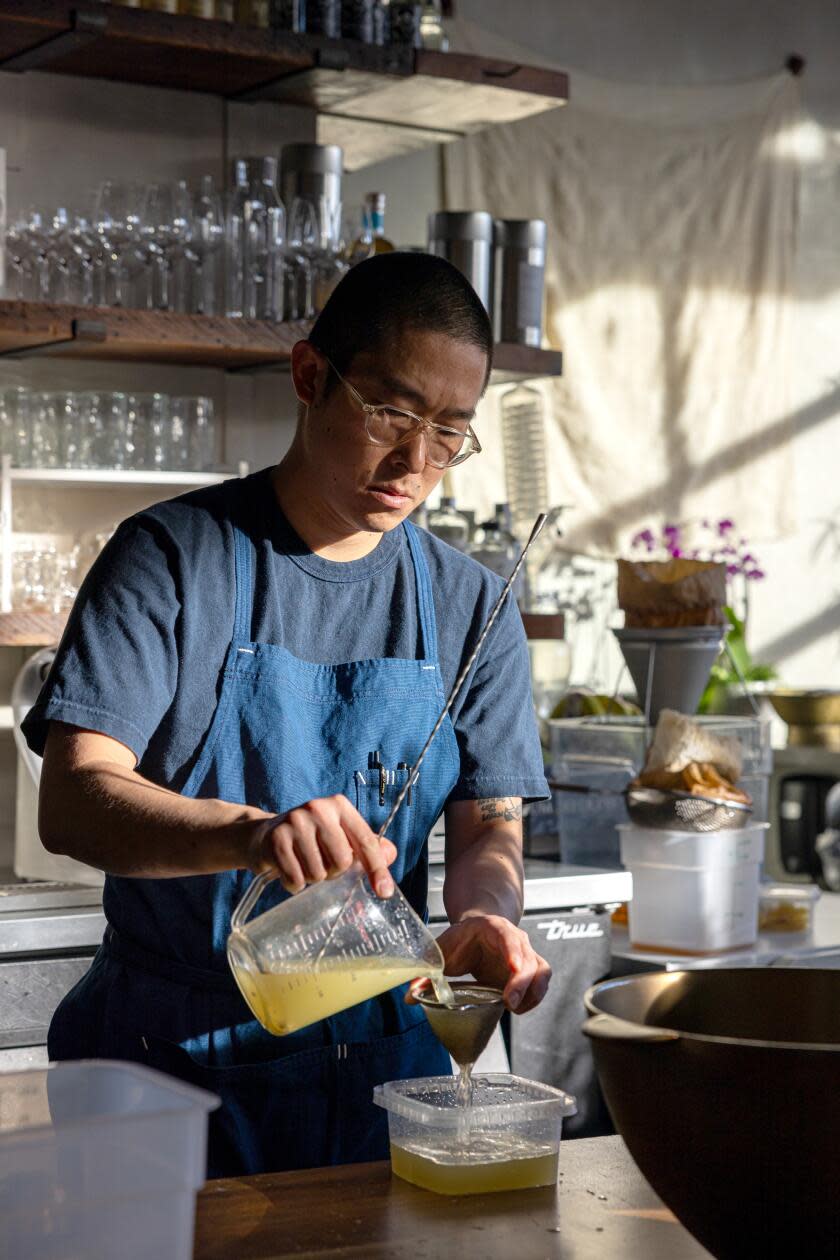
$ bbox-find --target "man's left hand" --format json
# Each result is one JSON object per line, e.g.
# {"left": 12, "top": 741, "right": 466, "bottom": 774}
{"left": 409, "top": 915, "right": 551, "bottom": 1014}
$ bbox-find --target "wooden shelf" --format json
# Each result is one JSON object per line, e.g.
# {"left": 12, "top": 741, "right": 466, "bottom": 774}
{"left": 0, "top": 301, "right": 563, "bottom": 378}
{"left": 0, "top": 610, "right": 66, "bottom": 646}
{"left": 0, "top": 300, "right": 310, "bottom": 369}
{"left": 491, "top": 343, "right": 563, "bottom": 383}
{"left": 0, "top": 2, "right": 568, "bottom": 169}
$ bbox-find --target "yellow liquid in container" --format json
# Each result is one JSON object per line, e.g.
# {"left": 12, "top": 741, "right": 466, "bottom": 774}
{"left": 230, "top": 957, "right": 442, "bottom": 1036}
{"left": 390, "top": 1140, "right": 559, "bottom": 1195}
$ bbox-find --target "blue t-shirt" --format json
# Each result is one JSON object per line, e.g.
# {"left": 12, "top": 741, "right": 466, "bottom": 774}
{"left": 23, "top": 467, "right": 549, "bottom": 807}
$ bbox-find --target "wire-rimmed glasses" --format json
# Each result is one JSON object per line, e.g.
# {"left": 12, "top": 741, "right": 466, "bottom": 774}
{"left": 324, "top": 358, "right": 482, "bottom": 469}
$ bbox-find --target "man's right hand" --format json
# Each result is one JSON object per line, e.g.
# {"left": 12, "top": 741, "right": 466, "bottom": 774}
{"left": 247, "top": 795, "right": 397, "bottom": 899}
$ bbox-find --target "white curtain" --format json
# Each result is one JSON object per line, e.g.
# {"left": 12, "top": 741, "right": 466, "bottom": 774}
{"left": 444, "top": 21, "right": 802, "bottom": 557}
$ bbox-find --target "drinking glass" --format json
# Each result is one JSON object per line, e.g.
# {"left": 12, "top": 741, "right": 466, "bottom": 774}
{"left": 98, "top": 392, "right": 130, "bottom": 469}
{"left": 189, "top": 176, "right": 225, "bottom": 315}
{"left": 94, "top": 181, "right": 143, "bottom": 307}
{"left": 76, "top": 392, "right": 107, "bottom": 468}
{"left": 188, "top": 395, "right": 216, "bottom": 471}
{"left": 4, "top": 219, "right": 30, "bottom": 299}
{"left": 67, "top": 214, "right": 99, "bottom": 307}
{"left": 167, "top": 395, "right": 192, "bottom": 469}
{"left": 141, "top": 182, "right": 193, "bottom": 312}
{"left": 22, "top": 209, "right": 51, "bottom": 302}
{"left": 30, "top": 393, "right": 63, "bottom": 469}
{"left": 137, "top": 392, "right": 170, "bottom": 469}
{"left": 45, "top": 209, "right": 75, "bottom": 303}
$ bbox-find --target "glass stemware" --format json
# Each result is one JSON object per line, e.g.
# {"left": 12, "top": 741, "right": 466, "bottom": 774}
{"left": 94, "top": 181, "right": 143, "bottom": 307}
{"left": 188, "top": 176, "right": 225, "bottom": 315}
{"left": 141, "top": 181, "right": 193, "bottom": 312}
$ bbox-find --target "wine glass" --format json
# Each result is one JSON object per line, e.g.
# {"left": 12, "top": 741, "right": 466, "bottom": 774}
{"left": 142, "top": 182, "right": 192, "bottom": 312}
{"left": 94, "top": 181, "right": 143, "bottom": 307}
{"left": 188, "top": 176, "right": 225, "bottom": 315}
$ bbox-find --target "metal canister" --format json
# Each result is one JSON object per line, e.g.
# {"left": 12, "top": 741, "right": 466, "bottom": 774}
{"left": 426, "top": 211, "right": 494, "bottom": 315}
{"left": 492, "top": 218, "right": 546, "bottom": 346}
{"left": 280, "top": 143, "right": 344, "bottom": 220}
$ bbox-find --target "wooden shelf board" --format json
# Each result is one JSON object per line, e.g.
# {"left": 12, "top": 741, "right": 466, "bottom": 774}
{"left": 0, "top": 303, "right": 564, "bottom": 378}
{"left": 0, "top": 610, "right": 66, "bottom": 646}
{"left": 0, "top": 3, "right": 567, "bottom": 167}
{"left": 0, "top": 1, "right": 314, "bottom": 95}
{"left": 0, "top": 301, "right": 310, "bottom": 368}
{"left": 491, "top": 343, "right": 563, "bottom": 383}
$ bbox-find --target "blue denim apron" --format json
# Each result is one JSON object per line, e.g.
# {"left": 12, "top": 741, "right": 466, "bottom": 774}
{"left": 48, "top": 509, "right": 456, "bottom": 1176}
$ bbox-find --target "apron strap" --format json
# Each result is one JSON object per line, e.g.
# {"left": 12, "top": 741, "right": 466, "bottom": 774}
{"left": 231, "top": 492, "right": 256, "bottom": 645}
{"left": 402, "top": 520, "right": 439, "bottom": 663}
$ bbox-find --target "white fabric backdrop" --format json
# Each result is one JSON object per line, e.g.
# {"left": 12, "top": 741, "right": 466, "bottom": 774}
{"left": 444, "top": 21, "right": 802, "bottom": 557}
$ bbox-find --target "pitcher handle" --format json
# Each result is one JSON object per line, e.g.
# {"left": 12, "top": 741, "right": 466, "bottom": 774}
{"left": 231, "top": 871, "right": 273, "bottom": 933}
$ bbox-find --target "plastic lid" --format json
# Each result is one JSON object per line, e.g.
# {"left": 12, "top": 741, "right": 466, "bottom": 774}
{"left": 759, "top": 883, "right": 821, "bottom": 904}
{"left": 280, "top": 143, "right": 344, "bottom": 175}
{"left": 374, "top": 1073, "right": 576, "bottom": 1125}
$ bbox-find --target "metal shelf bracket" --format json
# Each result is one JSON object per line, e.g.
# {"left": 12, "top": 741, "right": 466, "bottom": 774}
{"left": 0, "top": 318, "right": 107, "bottom": 360}
{"left": 0, "top": 8, "right": 107, "bottom": 74}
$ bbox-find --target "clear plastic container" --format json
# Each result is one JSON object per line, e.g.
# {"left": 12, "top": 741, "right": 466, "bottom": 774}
{"left": 0, "top": 1060, "right": 218, "bottom": 1260}
{"left": 373, "top": 1073, "right": 576, "bottom": 1195}
{"left": 758, "top": 882, "right": 820, "bottom": 934}
{"left": 552, "top": 755, "right": 635, "bottom": 869}
{"left": 619, "top": 822, "right": 769, "bottom": 869}
{"left": 620, "top": 823, "right": 767, "bottom": 954}
{"left": 549, "top": 715, "right": 773, "bottom": 776}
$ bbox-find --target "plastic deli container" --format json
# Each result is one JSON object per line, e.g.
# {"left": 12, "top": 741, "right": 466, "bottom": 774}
{"left": 373, "top": 1073, "right": 576, "bottom": 1196}
{"left": 758, "top": 882, "right": 820, "bottom": 934}
{"left": 0, "top": 1059, "right": 219, "bottom": 1260}
{"left": 618, "top": 822, "right": 769, "bottom": 954}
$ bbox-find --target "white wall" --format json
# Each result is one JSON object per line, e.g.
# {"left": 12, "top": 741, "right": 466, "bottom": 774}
{"left": 436, "top": 0, "right": 840, "bottom": 691}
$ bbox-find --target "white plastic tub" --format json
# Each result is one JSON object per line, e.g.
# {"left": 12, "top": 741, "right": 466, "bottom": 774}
{"left": 619, "top": 823, "right": 768, "bottom": 954}
{"left": 0, "top": 1059, "right": 219, "bottom": 1260}
{"left": 373, "top": 1073, "right": 576, "bottom": 1195}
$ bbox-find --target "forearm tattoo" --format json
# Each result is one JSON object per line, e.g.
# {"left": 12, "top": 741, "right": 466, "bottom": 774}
{"left": 478, "top": 797, "right": 523, "bottom": 823}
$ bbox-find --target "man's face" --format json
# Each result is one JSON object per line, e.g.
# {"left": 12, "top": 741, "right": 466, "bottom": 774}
{"left": 299, "top": 330, "right": 488, "bottom": 535}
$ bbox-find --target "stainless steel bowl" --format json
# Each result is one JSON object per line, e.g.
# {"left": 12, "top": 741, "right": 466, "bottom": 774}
{"left": 584, "top": 969, "right": 840, "bottom": 1260}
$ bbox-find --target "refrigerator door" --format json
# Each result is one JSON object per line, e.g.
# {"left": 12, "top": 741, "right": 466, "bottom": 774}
{"left": 508, "top": 908, "right": 613, "bottom": 1138}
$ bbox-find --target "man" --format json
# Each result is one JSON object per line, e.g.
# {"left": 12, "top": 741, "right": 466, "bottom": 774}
{"left": 24, "top": 252, "right": 551, "bottom": 1178}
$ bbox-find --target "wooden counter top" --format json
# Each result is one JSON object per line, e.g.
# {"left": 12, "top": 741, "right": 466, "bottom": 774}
{"left": 193, "top": 1135, "right": 711, "bottom": 1259}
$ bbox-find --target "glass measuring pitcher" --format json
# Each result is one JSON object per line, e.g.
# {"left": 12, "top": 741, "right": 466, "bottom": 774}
{"left": 227, "top": 866, "right": 445, "bottom": 1036}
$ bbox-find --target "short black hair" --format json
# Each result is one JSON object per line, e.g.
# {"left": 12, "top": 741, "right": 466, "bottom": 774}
{"left": 308, "top": 252, "right": 493, "bottom": 392}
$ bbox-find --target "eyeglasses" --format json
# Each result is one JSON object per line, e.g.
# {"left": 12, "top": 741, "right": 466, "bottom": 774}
{"left": 324, "top": 357, "right": 482, "bottom": 470}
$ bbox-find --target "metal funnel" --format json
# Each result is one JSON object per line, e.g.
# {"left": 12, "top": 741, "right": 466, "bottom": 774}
{"left": 417, "top": 983, "right": 505, "bottom": 1068}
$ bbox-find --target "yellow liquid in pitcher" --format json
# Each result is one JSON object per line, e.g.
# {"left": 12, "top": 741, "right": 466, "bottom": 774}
{"left": 231, "top": 957, "right": 445, "bottom": 1036}
{"left": 390, "top": 1141, "right": 559, "bottom": 1195}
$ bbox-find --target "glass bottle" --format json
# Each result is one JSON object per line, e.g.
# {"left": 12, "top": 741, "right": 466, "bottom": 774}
{"left": 225, "top": 160, "right": 250, "bottom": 319}
{"left": 349, "top": 193, "right": 394, "bottom": 262}
{"left": 367, "top": 192, "right": 394, "bottom": 253}
{"left": 427, "top": 496, "right": 471, "bottom": 552}
{"left": 469, "top": 503, "right": 526, "bottom": 602}
{"left": 227, "top": 158, "right": 286, "bottom": 322}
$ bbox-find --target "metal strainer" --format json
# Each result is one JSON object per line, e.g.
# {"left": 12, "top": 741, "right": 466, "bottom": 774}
{"left": 549, "top": 781, "right": 753, "bottom": 833}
